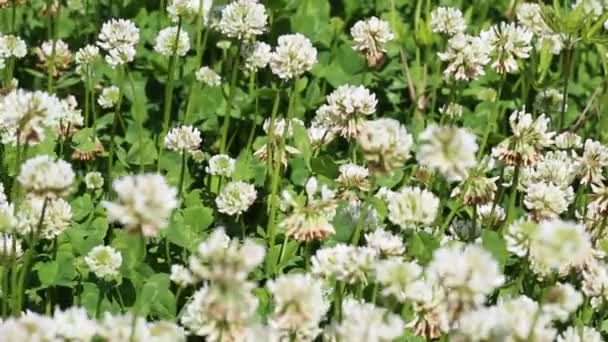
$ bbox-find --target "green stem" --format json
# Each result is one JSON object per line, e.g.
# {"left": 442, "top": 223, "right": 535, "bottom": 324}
{"left": 560, "top": 44, "right": 573, "bottom": 130}
{"left": 95, "top": 285, "right": 105, "bottom": 319}
{"left": 177, "top": 149, "right": 187, "bottom": 198}
{"left": 505, "top": 162, "right": 522, "bottom": 227}
{"left": 437, "top": 203, "right": 463, "bottom": 238}
{"left": 219, "top": 45, "right": 242, "bottom": 153}
{"left": 107, "top": 66, "right": 126, "bottom": 191}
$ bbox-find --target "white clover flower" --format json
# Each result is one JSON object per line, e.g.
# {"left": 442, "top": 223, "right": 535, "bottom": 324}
{"left": 350, "top": 16, "right": 394, "bottom": 67}
{"left": 35, "top": 39, "right": 73, "bottom": 75}
{"left": 430, "top": 7, "right": 466, "bottom": 36}
{"left": 357, "top": 118, "right": 413, "bottom": 173}
{"left": 307, "top": 123, "right": 335, "bottom": 148}
{"left": 333, "top": 298, "right": 405, "bottom": 342}
{"left": 543, "top": 282, "right": 582, "bottom": 322}
{"left": 181, "top": 283, "right": 259, "bottom": 341}
{"left": 243, "top": 41, "right": 271, "bottom": 72}
{"left": 387, "top": 186, "right": 439, "bottom": 229}
{"left": 170, "top": 264, "right": 196, "bottom": 287}
{"left": 477, "top": 203, "right": 506, "bottom": 226}
{"left": 53, "top": 95, "right": 84, "bottom": 138}
{"left": 337, "top": 163, "right": 370, "bottom": 191}
{"left": 267, "top": 273, "right": 328, "bottom": 339}
{"left": 492, "top": 109, "right": 555, "bottom": 166}
{"left": 0, "top": 311, "right": 58, "bottom": 341}
{"left": 402, "top": 279, "right": 450, "bottom": 339}
{"left": 480, "top": 22, "right": 533, "bottom": 74}
{"left": 215, "top": 181, "right": 257, "bottom": 216}
{"left": 218, "top": 0, "right": 267, "bottom": 40}
{"left": 164, "top": 125, "right": 202, "bottom": 152}
{"left": 154, "top": 26, "right": 191, "bottom": 56}
{"left": 84, "top": 171, "right": 104, "bottom": 190}
{"left": 188, "top": 228, "right": 265, "bottom": 282}
{"left": 103, "top": 174, "right": 178, "bottom": 237}
{"left": 505, "top": 219, "right": 537, "bottom": 257}
{"left": 314, "top": 84, "right": 377, "bottom": 139}
{"left": 270, "top": 33, "right": 317, "bottom": 79}
{"left": 534, "top": 88, "right": 565, "bottom": 114}
{"left": 75, "top": 45, "right": 100, "bottom": 70}
{"left": 148, "top": 321, "right": 187, "bottom": 342}
{"left": 375, "top": 258, "right": 422, "bottom": 301}
{"left": 0, "top": 89, "right": 64, "bottom": 145}
{"left": 521, "top": 150, "right": 578, "bottom": 190}
{"left": 524, "top": 182, "right": 573, "bottom": 220}
{"left": 98, "top": 312, "right": 149, "bottom": 341}
{"left": 84, "top": 245, "right": 122, "bottom": 281}
{"left": 206, "top": 154, "right": 236, "bottom": 177}
{"left": 195, "top": 66, "right": 221, "bottom": 86}
{"left": 0, "top": 234, "right": 23, "bottom": 261}
{"left": 578, "top": 139, "right": 608, "bottom": 185}
{"left": 16, "top": 197, "right": 72, "bottom": 240}
{"left": 573, "top": 0, "right": 606, "bottom": 17}
{"left": 53, "top": 307, "right": 99, "bottom": 341}
{"left": 581, "top": 258, "right": 608, "bottom": 307}
{"left": 167, "top": 0, "right": 203, "bottom": 21}
{"left": 554, "top": 131, "right": 582, "bottom": 149}
{"left": 516, "top": 3, "right": 562, "bottom": 55}
{"left": 418, "top": 125, "right": 478, "bottom": 182}
{"left": 18, "top": 155, "right": 74, "bottom": 198}
{"left": 529, "top": 220, "right": 592, "bottom": 276}
{"left": 439, "top": 102, "right": 464, "bottom": 118}
{"left": 97, "top": 18, "right": 140, "bottom": 67}
{"left": 437, "top": 33, "right": 491, "bottom": 81}
{"left": 312, "top": 244, "right": 377, "bottom": 284}
{"left": 0, "top": 34, "right": 27, "bottom": 59}
{"left": 98, "top": 86, "right": 120, "bottom": 109}
{"left": 364, "top": 229, "right": 405, "bottom": 256}
{"left": 557, "top": 326, "right": 603, "bottom": 342}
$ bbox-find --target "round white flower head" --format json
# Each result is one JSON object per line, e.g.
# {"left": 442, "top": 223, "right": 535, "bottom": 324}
{"left": 543, "top": 282, "right": 582, "bottom": 322}
{"left": 516, "top": 3, "right": 563, "bottom": 55}
{"left": 270, "top": 33, "right": 317, "bottom": 79}
{"left": 437, "top": 33, "right": 491, "bottom": 81}
{"left": 205, "top": 154, "right": 236, "bottom": 177}
{"left": 18, "top": 155, "right": 75, "bottom": 198}
{"left": 350, "top": 16, "right": 394, "bottom": 67}
{"left": 0, "top": 89, "right": 64, "bottom": 145}
{"left": 84, "top": 245, "right": 122, "bottom": 281}
{"left": 375, "top": 258, "right": 422, "bottom": 302}
{"left": 181, "top": 283, "right": 259, "bottom": 340}
{"left": 557, "top": 326, "right": 603, "bottom": 342}
{"left": 97, "top": 18, "right": 140, "bottom": 67}
{"left": 418, "top": 125, "right": 478, "bottom": 182}
{"left": 439, "top": 102, "right": 464, "bottom": 118}
{"left": 164, "top": 125, "right": 202, "bottom": 152}
{"left": 170, "top": 264, "right": 196, "bottom": 287}
{"left": 148, "top": 321, "right": 187, "bottom": 342}
{"left": 218, "top": 0, "right": 267, "bottom": 40}
{"left": 534, "top": 88, "right": 565, "bottom": 114}
{"left": 0, "top": 234, "right": 23, "bottom": 261}
{"left": 98, "top": 312, "right": 149, "bottom": 341}
{"left": 312, "top": 244, "right": 377, "bottom": 284}
{"left": 0, "top": 34, "right": 28, "bottom": 59}
{"left": 578, "top": 139, "right": 608, "bottom": 185}
{"left": 364, "top": 228, "right": 404, "bottom": 256}
{"left": 480, "top": 22, "right": 533, "bottom": 74}
{"left": 387, "top": 186, "right": 439, "bottom": 229}
{"left": 333, "top": 298, "right": 405, "bottom": 342}
{"left": 314, "top": 84, "right": 378, "bottom": 139}
{"left": 15, "top": 197, "right": 72, "bottom": 239}
{"left": 0, "top": 311, "right": 58, "bottom": 341}
{"left": 84, "top": 171, "right": 104, "bottom": 190}
{"left": 75, "top": 44, "right": 100, "bottom": 69}
{"left": 430, "top": 7, "right": 466, "bottom": 36}
{"left": 243, "top": 41, "right": 271, "bottom": 72}
{"left": 267, "top": 273, "right": 328, "bottom": 339}
{"left": 53, "top": 307, "right": 98, "bottom": 341}
{"left": 427, "top": 244, "right": 505, "bottom": 309}
{"left": 524, "top": 182, "right": 573, "bottom": 220}
{"left": 35, "top": 40, "right": 73, "bottom": 75}
{"left": 103, "top": 173, "right": 178, "bottom": 237}
{"left": 98, "top": 86, "right": 120, "bottom": 109}
{"left": 154, "top": 26, "right": 191, "bottom": 57}
{"left": 307, "top": 123, "right": 335, "bottom": 148}
{"left": 529, "top": 220, "right": 592, "bottom": 276}
{"left": 167, "top": 0, "right": 212, "bottom": 22}
{"left": 195, "top": 66, "right": 221, "bottom": 86}
{"left": 337, "top": 163, "right": 370, "bottom": 192}
{"left": 53, "top": 95, "right": 84, "bottom": 138}
{"left": 188, "top": 227, "right": 265, "bottom": 282}
{"left": 358, "top": 118, "right": 413, "bottom": 173}
{"left": 215, "top": 181, "right": 257, "bottom": 216}
{"left": 554, "top": 131, "right": 582, "bottom": 149}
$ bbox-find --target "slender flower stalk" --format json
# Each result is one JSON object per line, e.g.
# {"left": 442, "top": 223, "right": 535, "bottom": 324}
{"left": 219, "top": 45, "right": 242, "bottom": 153}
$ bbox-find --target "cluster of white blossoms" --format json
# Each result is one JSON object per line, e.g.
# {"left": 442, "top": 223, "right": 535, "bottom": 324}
{"left": 327, "top": 298, "right": 405, "bottom": 341}
{"left": 97, "top": 18, "right": 140, "bottom": 67}
{"left": 205, "top": 154, "right": 236, "bottom": 177}
{"left": 269, "top": 33, "right": 318, "bottom": 79}
{"left": 97, "top": 85, "right": 120, "bottom": 109}
{"left": 357, "top": 118, "right": 413, "bottom": 173}
{"left": 312, "top": 244, "right": 377, "bottom": 284}
{"left": 0, "top": 33, "right": 27, "bottom": 69}
{"left": 103, "top": 173, "right": 178, "bottom": 237}
{"left": 337, "top": 163, "right": 370, "bottom": 192}
{"left": 167, "top": 0, "right": 213, "bottom": 23}
{"left": 218, "top": 0, "right": 267, "bottom": 40}
{"left": 154, "top": 26, "right": 191, "bottom": 57}
{"left": 195, "top": 66, "right": 221, "bottom": 86}
{"left": 0, "top": 309, "right": 185, "bottom": 341}
{"left": 314, "top": 84, "right": 378, "bottom": 139}
{"left": 243, "top": 41, "right": 271, "bottom": 72}
{"left": 84, "top": 171, "right": 104, "bottom": 190}
{"left": 164, "top": 125, "right": 202, "bottom": 153}
{"left": 386, "top": 186, "right": 440, "bottom": 229}
{"left": 215, "top": 181, "right": 257, "bottom": 216}
{"left": 437, "top": 33, "right": 491, "bottom": 81}
{"left": 350, "top": 16, "right": 394, "bottom": 67}
{"left": 17, "top": 155, "right": 75, "bottom": 198}
{"left": 280, "top": 177, "right": 337, "bottom": 241}
{"left": 430, "top": 7, "right": 467, "bottom": 36}
{"left": 516, "top": 3, "right": 564, "bottom": 54}
{"left": 480, "top": 22, "right": 533, "bottom": 74}
{"left": 84, "top": 245, "right": 122, "bottom": 281}
{"left": 418, "top": 125, "right": 478, "bottom": 182}
{"left": 34, "top": 39, "right": 73, "bottom": 76}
